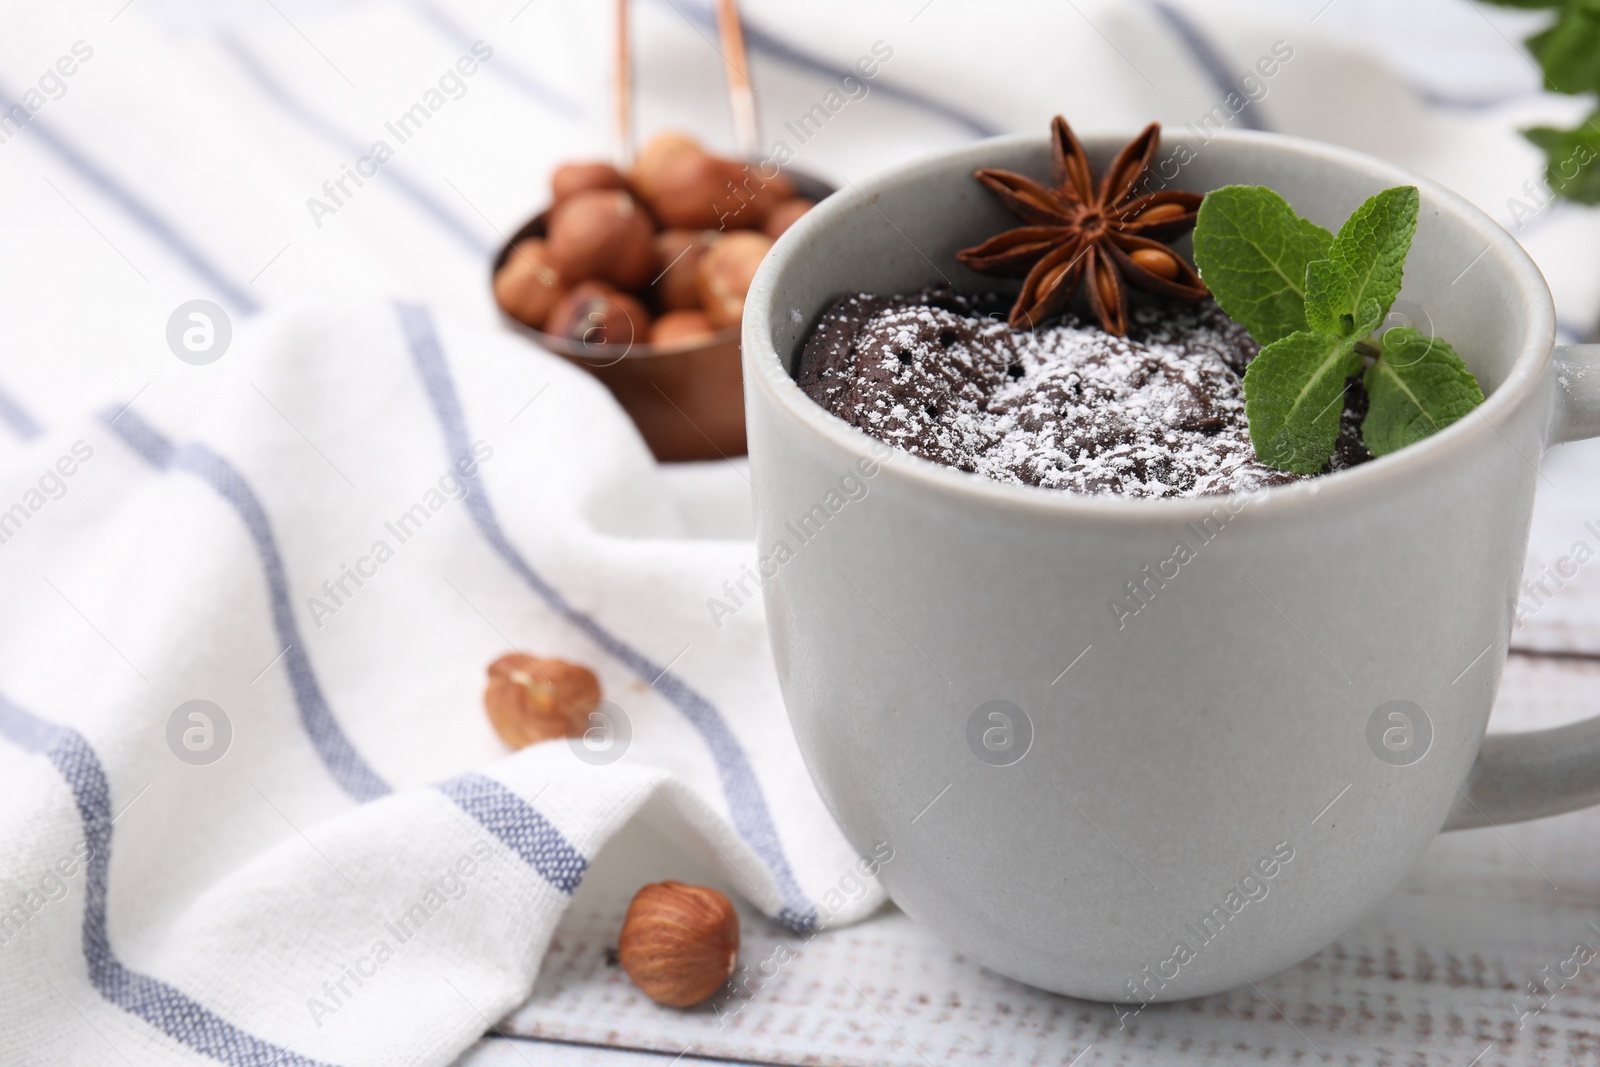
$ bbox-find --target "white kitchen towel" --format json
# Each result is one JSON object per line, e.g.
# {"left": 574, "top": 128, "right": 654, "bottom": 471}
{"left": 3, "top": 1, "right": 1600, "bottom": 1066}
{"left": 0, "top": 297, "right": 882, "bottom": 1066}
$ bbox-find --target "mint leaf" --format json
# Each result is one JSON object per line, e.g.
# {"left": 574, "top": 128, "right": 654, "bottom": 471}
{"left": 1304, "top": 261, "right": 1384, "bottom": 339}
{"left": 1203, "top": 181, "right": 1484, "bottom": 474}
{"left": 1242, "top": 330, "right": 1363, "bottom": 475}
{"left": 1361, "top": 328, "right": 1485, "bottom": 456}
{"left": 1527, "top": 6, "right": 1600, "bottom": 96}
{"left": 1524, "top": 116, "right": 1600, "bottom": 204}
{"left": 1482, "top": 0, "right": 1600, "bottom": 206}
{"left": 1192, "top": 185, "right": 1334, "bottom": 345}
{"left": 1303, "top": 186, "right": 1418, "bottom": 338}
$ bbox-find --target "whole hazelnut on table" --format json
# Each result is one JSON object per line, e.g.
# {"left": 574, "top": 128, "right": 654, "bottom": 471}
{"left": 545, "top": 281, "right": 651, "bottom": 349}
{"left": 493, "top": 239, "right": 563, "bottom": 329}
{"left": 546, "top": 189, "right": 656, "bottom": 290}
{"left": 762, "top": 197, "right": 814, "bottom": 240}
{"left": 696, "top": 231, "right": 773, "bottom": 328}
{"left": 551, "top": 161, "right": 628, "bottom": 203}
{"left": 650, "top": 230, "right": 711, "bottom": 312}
{"left": 483, "top": 653, "right": 601, "bottom": 750}
{"left": 649, "top": 309, "right": 719, "bottom": 349}
{"left": 619, "top": 881, "right": 740, "bottom": 1007}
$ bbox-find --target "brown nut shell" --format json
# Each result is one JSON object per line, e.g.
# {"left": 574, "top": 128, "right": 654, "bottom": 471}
{"left": 551, "top": 161, "right": 629, "bottom": 203}
{"left": 726, "top": 164, "right": 793, "bottom": 229}
{"left": 544, "top": 281, "right": 650, "bottom": 348}
{"left": 695, "top": 231, "right": 773, "bottom": 328}
{"left": 546, "top": 189, "right": 656, "bottom": 290}
{"left": 493, "top": 239, "right": 563, "bottom": 329}
{"left": 704, "top": 158, "right": 790, "bottom": 230}
{"left": 631, "top": 131, "right": 705, "bottom": 203}
{"left": 650, "top": 230, "right": 711, "bottom": 312}
{"left": 647, "top": 155, "right": 793, "bottom": 231}
{"left": 762, "top": 197, "right": 813, "bottom": 240}
{"left": 484, "top": 653, "right": 601, "bottom": 749}
{"left": 648, "top": 309, "right": 718, "bottom": 349}
{"left": 643, "top": 152, "right": 737, "bottom": 230}
{"left": 618, "top": 881, "right": 739, "bottom": 1007}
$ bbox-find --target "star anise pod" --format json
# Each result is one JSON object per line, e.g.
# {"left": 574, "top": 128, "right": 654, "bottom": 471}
{"left": 956, "top": 115, "right": 1207, "bottom": 336}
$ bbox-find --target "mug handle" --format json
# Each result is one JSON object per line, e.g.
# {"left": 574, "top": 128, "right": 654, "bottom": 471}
{"left": 1445, "top": 343, "right": 1600, "bottom": 830}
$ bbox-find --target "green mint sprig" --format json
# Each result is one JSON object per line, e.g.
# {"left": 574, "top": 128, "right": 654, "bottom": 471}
{"left": 1192, "top": 185, "right": 1484, "bottom": 475}
{"left": 1480, "top": 0, "right": 1600, "bottom": 204}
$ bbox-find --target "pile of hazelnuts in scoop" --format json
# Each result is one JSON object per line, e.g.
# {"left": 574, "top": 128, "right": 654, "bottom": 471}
{"left": 494, "top": 132, "right": 814, "bottom": 350}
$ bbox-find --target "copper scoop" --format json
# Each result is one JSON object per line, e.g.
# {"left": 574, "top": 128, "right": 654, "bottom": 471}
{"left": 492, "top": 0, "right": 834, "bottom": 462}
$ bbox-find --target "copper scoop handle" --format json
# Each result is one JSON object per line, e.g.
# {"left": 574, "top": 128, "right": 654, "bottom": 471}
{"left": 715, "top": 0, "right": 760, "bottom": 158}
{"left": 613, "top": 0, "right": 633, "bottom": 167}
{"left": 612, "top": 0, "right": 760, "bottom": 164}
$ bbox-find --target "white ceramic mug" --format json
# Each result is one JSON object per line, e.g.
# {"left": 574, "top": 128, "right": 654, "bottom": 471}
{"left": 741, "top": 130, "right": 1600, "bottom": 1002}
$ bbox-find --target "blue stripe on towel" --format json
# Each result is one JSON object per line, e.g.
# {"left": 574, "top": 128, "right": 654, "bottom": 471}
{"left": 1148, "top": 1, "right": 1269, "bottom": 132}
{"left": 437, "top": 773, "right": 587, "bottom": 893}
{"left": 410, "top": 1, "right": 582, "bottom": 118}
{"left": 1410, "top": 86, "right": 1541, "bottom": 111}
{"left": 0, "top": 691, "right": 344, "bottom": 1067}
{"left": 100, "top": 407, "right": 392, "bottom": 802}
{"left": 220, "top": 37, "right": 495, "bottom": 259}
{"left": 0, "top": 380, "right": 43, "bottom": 441}
{"left": 393, "top": 302, "right": 815, "bottom": 924}
{"left": 647, "top": 0, "right": 998, "bottom": 140}
{"left": 99, "top": 403, "right": 594, "bottom": 895}
{"left": 0, "top": 78, "right": 259, "bottom": 313}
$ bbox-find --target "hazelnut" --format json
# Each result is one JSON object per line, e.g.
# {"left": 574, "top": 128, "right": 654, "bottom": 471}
{"left": 650, "top": 230, "right": 711, "bottom": 312}
{"left": 630, "top": 131, "right": 706, "bottom": 203}
{"left": 493, "top": 239, "right": 563, "bottom": 329}
{"left": 546, "top": 189, "right": 655, "bottom": 290}
{"left": 762, "top": 197, "right": 813, "bottom": 239}
{"left": 647, "top": 154, "right": 793, "bottom": 231}
{"left": 551, "top": 161, "right": 628, "bottom": 203}
{"left": 618, "top": 881, "right": 739, "bottom": 1007}
{"left": 649, "top": 310, "right": 718, "bottom": 349}
{"left": 484, "top": 653, "right": 600, "bottom": 749}
{"left": 695, "top": 231, "right": 773, "bottom": 328}
{"left": 643, "top": 152, "right": 740, "bottom": 230}
{"left": 545, "top": 281, "right": 650, "bottom": 349}
{"left": 707, "top": 161, "right": 792, "bottom": 230}
{"left": 757, "top": 169, "right": 796, "bottom": 204}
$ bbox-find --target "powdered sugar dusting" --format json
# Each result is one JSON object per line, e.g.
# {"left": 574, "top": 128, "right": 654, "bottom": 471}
{"left": 795, "top": 287, "right": 1314, "bottom": 499}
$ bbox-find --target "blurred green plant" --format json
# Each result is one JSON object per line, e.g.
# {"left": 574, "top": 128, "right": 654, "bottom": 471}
{"left": 1482, "top": 0, "right": 1600, "bottom": 202}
